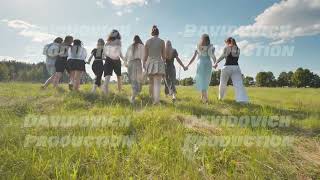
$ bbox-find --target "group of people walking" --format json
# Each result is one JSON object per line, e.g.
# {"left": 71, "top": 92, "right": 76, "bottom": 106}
{"left": 42, "top": 25, "right": 248, "bottom": 104}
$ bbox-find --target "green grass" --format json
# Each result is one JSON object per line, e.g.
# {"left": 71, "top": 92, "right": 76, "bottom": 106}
{"left": 0, "top": 82, "right": 319, "bottom": 179}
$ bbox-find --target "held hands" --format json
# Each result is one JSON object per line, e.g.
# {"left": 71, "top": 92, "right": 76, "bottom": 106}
{"left": 213, "top": 63, "right": 218, "bottom": 69}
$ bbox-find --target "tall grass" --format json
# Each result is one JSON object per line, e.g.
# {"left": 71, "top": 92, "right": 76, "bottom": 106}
{"left": 0, "top": 83, "right": 319, "bottom": 179}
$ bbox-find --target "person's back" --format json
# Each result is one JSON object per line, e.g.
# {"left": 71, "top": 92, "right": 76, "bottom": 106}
{"left": 146, "top": 36, "right": 163, "bottom": 60}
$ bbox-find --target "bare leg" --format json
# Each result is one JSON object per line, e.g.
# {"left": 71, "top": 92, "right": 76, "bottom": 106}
{"left": 42, "top": 73, "right": 55, "bottom": 88}
{"left": 73, "top": 71, "right": 81, "bottom": 91}
{"left": 149, "top": 76, "right": 154, "bottom": 98}
{"left": 117, "top": 76, "right": 122, "bottom": 93}
{"left": 103, "top": 76, "right": 111, "bottom": 96}
{"left": 153, "top": 75, "right": 161, "bottom": 104}
{"left": 202, "top": 90, "right": 208, "bottom": 103}
{"left": 53, "top": 72, "right": 62, "bottom": 88}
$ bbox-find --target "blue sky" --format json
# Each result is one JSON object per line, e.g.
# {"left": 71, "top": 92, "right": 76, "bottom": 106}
{"left": 0, "top": 0, "right": 319, "bottom": 79}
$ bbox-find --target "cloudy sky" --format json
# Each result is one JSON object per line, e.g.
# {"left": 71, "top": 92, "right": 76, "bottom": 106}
{"left": 0, "top": 0, "right": 319, "bottom": 79}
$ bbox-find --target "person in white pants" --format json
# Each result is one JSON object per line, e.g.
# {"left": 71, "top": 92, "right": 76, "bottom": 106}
{"left": 213, "top": 37, "right": 249, "bottom": 103}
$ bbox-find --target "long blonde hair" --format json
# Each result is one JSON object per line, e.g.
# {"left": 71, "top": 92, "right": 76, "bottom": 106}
{"left": 198, "top": 34, "right": 210, "bottom": 47}
{"left": 165, "top": 40, "right": 174, "bottom": 59}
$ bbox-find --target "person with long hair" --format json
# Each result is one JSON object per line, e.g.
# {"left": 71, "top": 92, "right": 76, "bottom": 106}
{"left": 213, "top": 37, "right": 248, "bottom": 103}
{"left": 102, "top": 29, "right": 124, "bottom": 96}
{"left": 143, "top": 25, "right": 166, "bottom": 105}
{"left": 41, "top": 37, "right": 63, "bottom": 89}
{"left": 53, "top": 36, "right": 73, "bottom": 88}
{"left": 87, "top": 39, "right": 105, "bottom": 93}
{"left": 124, "top": 35, "right": 144, "bottom": 104}
{"left": 67, "top": 39, "right": 87, "bottom": 91}
{"left": 186, "top": 34, "right": 216, "bottom": 103}
{"left": 164, "top": 40, "right": 187, "bottom": 102}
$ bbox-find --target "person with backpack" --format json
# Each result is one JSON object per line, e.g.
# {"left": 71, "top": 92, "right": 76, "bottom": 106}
{"left": 53, "top": 36, "right": 73, "bottom": 88}
{"left": 67, "top": 39, "right": 87, "bottom": 91}
{"left": 213, "top": 37, "right": 248, "bottom": 103}
{"left": 41, "top": 37, "right": 63, "bottom": 89}
{"left": 87, "top": 39, "right": 105, "bottom": 93}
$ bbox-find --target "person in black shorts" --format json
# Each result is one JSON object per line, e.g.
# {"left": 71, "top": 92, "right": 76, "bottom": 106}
{"left": 87, "top": 39, "right": 105, "bottom": 93}
{"left": 53, "top": 36, "right": 73, "bottom": 88}
{"left": 67, "top": 39, "right": 87, "bottom": 91}
{"left": 102, "top": 30, "right": 124, "bottom": 95}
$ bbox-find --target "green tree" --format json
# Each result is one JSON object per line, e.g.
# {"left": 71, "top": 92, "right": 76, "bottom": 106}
{"left": 277, "top": 72, "right": 292, "bottom": 87}
{"left": 180, "top": 77, "right": 194, "bottom": 86}
{"left": 0, "top": 63, "right": 9, "bottom": 81}
{"left": 244, "top": 76, "right": 254, "bottom": 87}
{"left": 210, "top": 70, "right": 221, "bottom": 86}
{"left": 310, "top": 73, "right": 320, "bottom": 88}
{"left": 256, "top": 72, "right": 275, "bottom": 87}
{"left": 292, "top": 68, "right": 313, "bottom": 88}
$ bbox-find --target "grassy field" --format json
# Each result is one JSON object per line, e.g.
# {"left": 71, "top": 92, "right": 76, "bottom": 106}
{"left": 0, "top": 83, "right": 319, "bottom": 179}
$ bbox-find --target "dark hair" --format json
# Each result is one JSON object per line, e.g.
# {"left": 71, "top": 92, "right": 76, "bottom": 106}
{"left": 73, "top": 39, "right": 82, "bottom": 54}
{"left": 97, "top": 38, "right": 105, "bottom": 46}
{"left": 54, "top": 37, "right": 63, "bottom": 44}
{"left": 225, "top": 37, "right": 238, "bottom": 47}
{"left": 151, "top": 25, "right": 159, "bottom": 36}
{"left": 107, "top": 29, "right": 121, "bottom": 42}
{"left": 199, "top": 34, "right": 210, "bottom": 46}
{"left": 64, "top": 36, "right": 74, "bottom": 44}
{"left": 132, "top": 35, "right": 143, "bottom": 55}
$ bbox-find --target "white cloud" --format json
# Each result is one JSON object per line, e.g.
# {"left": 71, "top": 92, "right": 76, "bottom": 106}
{"left": 237, "top": 40, "right": 260, "bottom": 56}
{"left": 109, "top": 0, "right": 147, "bottom": 6}
{"left": 1, "top": 19, "right": 55, "bottom": 43}
{"left": 96, "top": 0, "right": 105, "bottom": 8}
{"left": 233, "top": 0, "right": 320, "bottom": 43}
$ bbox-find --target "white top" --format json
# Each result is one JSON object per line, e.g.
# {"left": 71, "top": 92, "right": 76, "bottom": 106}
{"left": 124, "top": 44, "right": 144, "bottom": 62}
{"left": 197, "top": 44, "right": 216, "bottom": 62}
{"left": 217, "top": 46, "right": 240, "bottom": 62}
{"left": 67, "top": 46, "right": 87, "bottom": 61}
{"left": 43, "top": 43, "right": 60, "bottom": 65}
{"left": 103, "top": 39, "right": 122, "bottom": 60}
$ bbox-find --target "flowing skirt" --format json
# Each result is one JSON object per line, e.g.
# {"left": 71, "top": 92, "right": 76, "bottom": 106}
{"left": 128, "top": 59, "right": 143, "bottom": 94}
{"left": 195, "top": 56, "right": 212, "bottom": 91}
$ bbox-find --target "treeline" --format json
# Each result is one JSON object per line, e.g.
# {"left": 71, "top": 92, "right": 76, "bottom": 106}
{"left": 179, "top": 67, "right": 320, "bottom": 88}
{"left": 0, "top": 61, "right": 92, "bottom": 83}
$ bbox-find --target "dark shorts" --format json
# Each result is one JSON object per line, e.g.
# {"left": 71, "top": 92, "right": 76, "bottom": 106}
{"left": 68, "top": 59, "right": 86, "bottom": 72}
{"left": 92, "top": 60, "right": 104, "bottom": 76}
{"left": 55, "top": 57, "right": 67, "bottom": 73}
{"left": 104, "top": 57, "right": 121, "bottom": 77}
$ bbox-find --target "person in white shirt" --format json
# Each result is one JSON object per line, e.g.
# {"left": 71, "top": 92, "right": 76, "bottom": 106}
{"left": 213, "top": 37, "right": 248, "bottom": 103}
{"left": 41, "top": 37, "right": 63, "bottom": 89}
{"left": 124, "top": 35, "right": 145, "bottom": 104}
{"left": 67, "top": 39, "right": 87, "bottom": 91}
{"left": 53, "top": 36, "right": 74, "bottom": 88}
{"left": 102, "top": 29, "right": 124, "bottom": 96}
